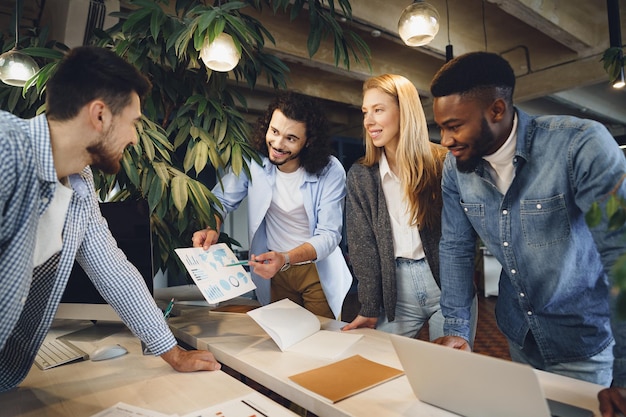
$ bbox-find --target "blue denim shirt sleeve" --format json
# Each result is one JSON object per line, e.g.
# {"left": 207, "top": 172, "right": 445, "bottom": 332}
{"left": 573, "top": 123, "right": 626, "bottom": 387}
{"left": 439, "top": 153, "right": 478, "bottom": 341}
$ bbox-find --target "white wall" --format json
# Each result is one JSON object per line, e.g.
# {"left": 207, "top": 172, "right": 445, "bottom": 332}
{"left": 40, "top": 0, "right": 119, "bottom": 48}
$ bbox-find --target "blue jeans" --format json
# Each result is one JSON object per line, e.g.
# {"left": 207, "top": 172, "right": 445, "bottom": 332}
{"left": 376, "top": 258, "right": 461, "bottom": 342}
{"left": 508, "top": 332, "right": 614, "bottom": 386}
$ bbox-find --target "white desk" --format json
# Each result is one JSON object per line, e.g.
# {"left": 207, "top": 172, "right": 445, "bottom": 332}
{"left": 154, "top": 286, "right": 260, "bottom": 314}
{"left": 167, "top": 308, "right": 604, "bottom": 417}
{"left": 0, "top": 320, "right": 297, "bottom": 417}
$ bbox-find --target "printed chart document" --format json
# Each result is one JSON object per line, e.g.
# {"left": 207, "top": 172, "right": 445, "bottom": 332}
{"left": 182, "top": 392, "right": 297, "bottom": 417}
{"left": 289, "top": 355, "right": 404, "bottom": 403}
{"left": 247, "top": 298, "right": 362, "bottom": 359}
{"left": 175, "top": 244, "right": 256, "bottom": 304}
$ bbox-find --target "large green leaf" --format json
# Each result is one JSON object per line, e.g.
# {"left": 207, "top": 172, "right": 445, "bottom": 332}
{"left": 153, "top": 162, "right": 170, "bottom": 184}
{"left": 171, "top": 175, "right": 189, "bottom": 212}
{"left": 147, "top": 174, "right": 166, "bottom": 212}
{"left": 21, "top": 47, "right": 65, "bottom": 60}
{"left": 586, "top": 201, "right": 602, "bottom": 228}
{"left": 194, "top": 140, "right": 209, "bottom": 174}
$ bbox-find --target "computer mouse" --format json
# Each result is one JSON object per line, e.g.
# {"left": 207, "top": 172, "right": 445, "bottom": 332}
{"left": 90, "top": 344, "right": 128, "bottom": 361}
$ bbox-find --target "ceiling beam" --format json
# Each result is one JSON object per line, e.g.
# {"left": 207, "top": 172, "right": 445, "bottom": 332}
{"left": 551, "top": 89, "right": 626, "bottom": 126}
{"left": 515, "top": 53, "right": 609, "bottom": 101}
{"left": 486, "top": 0, "right": 606, "bottom": 53}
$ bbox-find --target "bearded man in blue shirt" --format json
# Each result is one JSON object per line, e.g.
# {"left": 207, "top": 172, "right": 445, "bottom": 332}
{"left": 0, "top": 46, "right": 221, "bottom": 392}
{"left": 429, "top": 51, "right": 626, "bottom": 415}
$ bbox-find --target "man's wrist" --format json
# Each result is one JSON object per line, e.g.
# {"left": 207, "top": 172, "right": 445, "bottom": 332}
{"left": 280, "top": 252, "right": 291, "bottom": 272}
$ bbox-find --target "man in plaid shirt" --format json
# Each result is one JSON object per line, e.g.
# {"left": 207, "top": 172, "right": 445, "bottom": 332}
{"left": 0, "top": 46, "right": 220, "bottom": 392}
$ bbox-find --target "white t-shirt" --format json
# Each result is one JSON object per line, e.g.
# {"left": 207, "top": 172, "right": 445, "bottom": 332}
{"left": 33, "top": 180, "right": 72, "bottom": 267}
{"left": 265, "top": 167, "right": 310, "bottom": 252}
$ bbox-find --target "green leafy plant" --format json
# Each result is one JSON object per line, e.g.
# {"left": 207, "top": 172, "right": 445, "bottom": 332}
{"left": 601, "top": 46, "right": 624, "bottom": 85}
{"left": 586, "top": 174, "right": 626, "bottom": 318}
{"left": 1, "top": 0, "right": 371, "bottom": 283}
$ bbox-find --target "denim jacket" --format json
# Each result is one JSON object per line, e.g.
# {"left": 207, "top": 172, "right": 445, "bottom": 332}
{"left": 439, "top": 108, "right": 626, "bottom": 385}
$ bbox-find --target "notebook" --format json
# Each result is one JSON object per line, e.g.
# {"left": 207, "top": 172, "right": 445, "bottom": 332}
{"left": 288, "top": 354, "right": 404, "bottom": 403}
{"left": 390, "top": 334, "right": 594, "bottom": 417}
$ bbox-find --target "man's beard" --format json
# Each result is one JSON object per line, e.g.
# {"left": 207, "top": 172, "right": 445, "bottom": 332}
{"left": 268, "top": 148, "right": 302, "bottom": 167}
{"left": 456, "top": 118, "right": 497, "bottom": 174}
{"left": 87, "top": 127, "right": 123, "bottom": 174}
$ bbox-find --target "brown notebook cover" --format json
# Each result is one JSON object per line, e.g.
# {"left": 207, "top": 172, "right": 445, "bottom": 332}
{"left": 288, "top": 354, "right": 404, "bottom": 403}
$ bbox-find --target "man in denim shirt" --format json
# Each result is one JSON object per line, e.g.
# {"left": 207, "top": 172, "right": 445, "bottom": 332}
{"left": 430, "top": 51, "right": 626, "bottom": 414}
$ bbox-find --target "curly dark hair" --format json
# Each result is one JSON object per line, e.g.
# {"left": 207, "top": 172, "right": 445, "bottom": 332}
{"left": 250, "top": 91, "right": 332, "bottom": 175}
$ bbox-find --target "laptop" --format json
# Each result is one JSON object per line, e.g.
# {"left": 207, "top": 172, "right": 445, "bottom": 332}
{"left": 390, "top": 334, "right": 594, "bottom": 417}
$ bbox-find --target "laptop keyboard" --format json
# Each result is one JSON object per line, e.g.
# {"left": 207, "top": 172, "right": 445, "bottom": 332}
{"left": 34, "top": 338, "right": 89, "bottom": 370}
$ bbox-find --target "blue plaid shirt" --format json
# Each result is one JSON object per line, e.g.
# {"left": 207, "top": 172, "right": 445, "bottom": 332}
{"left": 0, "top": 112, "right": 176, "bottom": 391}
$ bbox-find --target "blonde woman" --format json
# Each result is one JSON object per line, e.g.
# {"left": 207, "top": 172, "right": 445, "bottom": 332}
{"left": 342, "top": 74, "right": 475, "bottom": 343}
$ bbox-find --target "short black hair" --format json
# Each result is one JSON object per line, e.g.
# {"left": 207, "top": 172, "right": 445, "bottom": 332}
{"left": 430, "top": 52, "right": 515, "bottom": 99}
{"left": 46, "top": 46, "right": 151, "bottom": 121}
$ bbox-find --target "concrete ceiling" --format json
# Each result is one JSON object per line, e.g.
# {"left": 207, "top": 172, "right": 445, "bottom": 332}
{"left": 243, "top": 0, "right": 626, "bottom": 142}
{"left": 3, "top": 0, "right": 625, "bottom": 142}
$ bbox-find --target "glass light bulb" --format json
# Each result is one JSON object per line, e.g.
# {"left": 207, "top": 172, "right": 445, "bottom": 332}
{"left": 200, "top": 33, "right": 241, "bottom": 72}
{"left": 398, "top": 1, "right": 440, "bottom": 47}
{"left": 0, "top": 49, "right": 40, "bottom": 87}
{"left": 613, "top": 69, "right": 626, "bottom": 89}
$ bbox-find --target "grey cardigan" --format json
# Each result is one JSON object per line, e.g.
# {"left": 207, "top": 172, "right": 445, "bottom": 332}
{"left": 345, "top": 162, "right": 442, "bottom": 322}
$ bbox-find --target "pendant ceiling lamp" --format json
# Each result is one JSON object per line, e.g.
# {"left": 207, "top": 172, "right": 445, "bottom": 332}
{"left": 0, "top": 0, "right": 40, "bottom": 87}
{"left": 398, "top": 0, "right": 440, "bottom": 47}
{"left": 200, "top": 32, "right": 241, "bottom": 72}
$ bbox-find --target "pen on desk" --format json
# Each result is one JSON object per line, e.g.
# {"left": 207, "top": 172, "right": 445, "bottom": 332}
{"left": 241, "top": 400, "right": 268, "bottom": 417}
{"left": 163, "top": 298, "right": 175, "bottom": 320}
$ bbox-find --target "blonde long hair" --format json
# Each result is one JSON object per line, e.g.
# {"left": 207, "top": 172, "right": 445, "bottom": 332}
{"left": 359, "top": 74, "right": 446, "bottom": 230}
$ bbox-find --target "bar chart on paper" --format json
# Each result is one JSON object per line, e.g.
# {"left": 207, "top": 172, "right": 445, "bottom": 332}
{"left": 175, "top": 244, "right": 256, "bottom": 304}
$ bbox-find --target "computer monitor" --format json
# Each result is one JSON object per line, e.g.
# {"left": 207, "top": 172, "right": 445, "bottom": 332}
{"left": 54, "top": 199, "right": 154, "bottom": 322}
